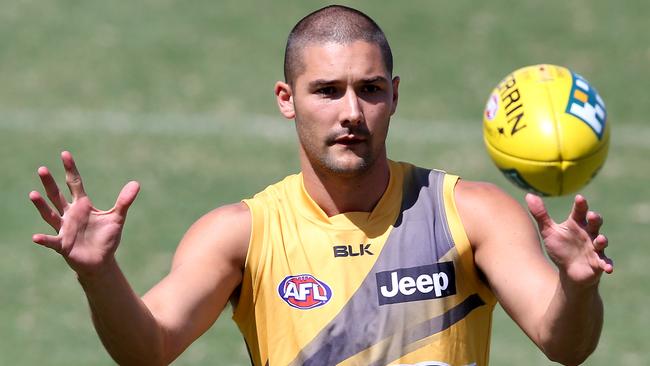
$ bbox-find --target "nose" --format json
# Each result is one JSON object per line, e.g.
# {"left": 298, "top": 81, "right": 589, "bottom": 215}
{"left": 341, "top": 87, "right": 363, "bottom": 126}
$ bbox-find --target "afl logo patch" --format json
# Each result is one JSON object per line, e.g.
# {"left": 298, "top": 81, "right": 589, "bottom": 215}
{"left": 278, "top": 274, "right": 332, "bottom": 310}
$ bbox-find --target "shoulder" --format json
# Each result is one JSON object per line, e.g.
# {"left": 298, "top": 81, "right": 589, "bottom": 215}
{"left": 172, "top": 202, "right": 251, "bottom": 271}
{"left": 453, "top": 179, "right": 553, "bottom": 294}
{"left": 453, "top": 180, "right": 534, "bottom": 251}
{"left": 454, "top": 179, "right": 522, "bottom": 217}
{"left": 454, "top": 179, "right": 519, "bottom": 209}
{"left": 242, "top": 173, "right": 300, "bottom": 207}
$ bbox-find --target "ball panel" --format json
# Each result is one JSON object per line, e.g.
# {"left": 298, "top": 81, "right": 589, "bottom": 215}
{"left": 560, "top": 140, "right": 610, "bottom": 195}
{"left": 484, "top": 136, "right": 562, "bottom": 196}
{"left": 483, "top": 65, "right": 563, "bottom": 162}
{"left": 557, "top": 111, "right": 609, "bottom": 161}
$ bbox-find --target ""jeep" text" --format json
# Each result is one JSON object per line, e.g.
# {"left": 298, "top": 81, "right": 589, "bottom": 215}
{"left": 376, "top": 262, "right": 456, "bottom": 305}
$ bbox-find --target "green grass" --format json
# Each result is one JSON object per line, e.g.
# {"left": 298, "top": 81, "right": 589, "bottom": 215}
{"left": 2, "top": 0, "right": 649, "bottom": 364}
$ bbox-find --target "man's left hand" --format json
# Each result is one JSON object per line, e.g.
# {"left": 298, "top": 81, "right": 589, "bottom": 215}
{"left": 526, "top": 193, "right": 614, "bottom": 288}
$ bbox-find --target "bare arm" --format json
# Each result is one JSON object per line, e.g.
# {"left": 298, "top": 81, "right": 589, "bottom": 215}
{"left": 30, "top": 152, "right": 249, "bottom": 365}
{"left": 455, "top": 181, "right": 613, "bottom": 365}
{"left": 81, "top": 204, "right": 249, "bottom": 365}
{"left": 141, "top": 203, "right": 249, "bottom": 363}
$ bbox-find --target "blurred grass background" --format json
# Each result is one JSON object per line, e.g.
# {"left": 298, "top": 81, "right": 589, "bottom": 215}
{"left": 2, "top": 0, "right": 648, "bottom": 364}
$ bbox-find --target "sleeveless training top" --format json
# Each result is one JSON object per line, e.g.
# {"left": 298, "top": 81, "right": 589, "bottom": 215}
{"left": 234, "top": 160, "right": 496, "bottom": 366}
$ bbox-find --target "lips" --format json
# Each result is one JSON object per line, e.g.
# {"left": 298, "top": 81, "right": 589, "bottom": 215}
{"left": 333, "top": 134, "right": 366, "bottom": 145}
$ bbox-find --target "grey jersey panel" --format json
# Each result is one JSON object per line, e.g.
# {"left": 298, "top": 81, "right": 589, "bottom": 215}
{"left": 287, "top": 167, "right": 485, "bottom": 366}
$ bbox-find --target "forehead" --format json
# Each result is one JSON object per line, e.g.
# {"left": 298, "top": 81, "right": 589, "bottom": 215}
{"left": 294, "top": 41, "right": 389, "bottom": 85}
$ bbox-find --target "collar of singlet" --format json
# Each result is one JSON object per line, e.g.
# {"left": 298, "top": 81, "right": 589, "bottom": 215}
{"left": 295, "top": 160, "right": 404, "bottom": 234}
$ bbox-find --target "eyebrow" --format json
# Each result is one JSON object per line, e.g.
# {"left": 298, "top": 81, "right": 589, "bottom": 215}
{"left": 307, "top": 75, "right": 389, "bottom": 89}
{"left": 308, "top": 79, "right": 338, "bottom": 89}
{"left": 360, "top": 76, "right": 389, "bottom": 84}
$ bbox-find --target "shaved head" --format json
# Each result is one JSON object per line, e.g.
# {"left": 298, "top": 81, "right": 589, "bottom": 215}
{"left": 283, "top": 5, "right": 393, "bottom": 85}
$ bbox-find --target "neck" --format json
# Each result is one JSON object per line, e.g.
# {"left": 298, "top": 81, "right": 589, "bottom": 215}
{"left": 301, "top": 156, "right": 391, "bottom": 217}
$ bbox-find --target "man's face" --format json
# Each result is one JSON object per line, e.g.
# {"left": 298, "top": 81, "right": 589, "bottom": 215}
{"left": 288, "top": 41, "right": 399, "bottom": 177}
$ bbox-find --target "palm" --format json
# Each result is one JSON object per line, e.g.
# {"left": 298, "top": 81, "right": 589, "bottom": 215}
{"left": 59, "top": 198, "right": 122, "bottom": 272}
{"left": 526, "top": 194, "right": 613, "bottom": 287}
{"left": 541, "top": 217, "right": 604, "bottom": 285}
{"left": 30, "top": 152, "right": 139, "bottom": 276}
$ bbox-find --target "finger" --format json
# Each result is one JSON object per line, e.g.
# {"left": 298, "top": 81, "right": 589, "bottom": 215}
{"left": 525, "top": 193, "right": 554, "bottom": 232}
{"left": 37, "top": 166, "right": 69, "bottom": 214}
{"left": 57, "top": 201, "right": 91, "bottom": 256}
{"left": 58, "top": 220, "right": 79, "bottom": 258}
{"left": 113, "top": 181, "right": 140, "bottom": 218}
{"left": 61, "top": 151, "right": 87, "bottom": 199}
{"left": 593, "top": 234, "right": 608, "bottom": 251}
{"left": 598, "top": 252, "right": 614, "bottom": 274}
{"left": 32, "top": 233, "right": 63, "bottom": 253}
{"left": 29, "top": 191, "right": 62, "bottom": 231}
{"left": 569, "top": 194, "right": 589, "bottom": 226}
{"left": 586, "top": 212, "right": 604, "bottom": 240}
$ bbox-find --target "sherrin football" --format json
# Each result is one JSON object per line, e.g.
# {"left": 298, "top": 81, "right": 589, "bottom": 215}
{"left": 482, "top": 64, "right": 609, "bottom": 196}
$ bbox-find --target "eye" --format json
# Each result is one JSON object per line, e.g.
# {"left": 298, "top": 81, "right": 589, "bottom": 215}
{"left": 361, "top": 84, "right": 381, "bottom": 93}
{"left": 315, "top": 86, "right": 337, "bottom": 96}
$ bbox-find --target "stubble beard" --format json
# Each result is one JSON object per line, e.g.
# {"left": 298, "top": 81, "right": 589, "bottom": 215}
{"left": 297, "top": 123, "right": 377, "bottom": 179}
{"left": 320, "top": 145, "right": 374, "bottom": 177}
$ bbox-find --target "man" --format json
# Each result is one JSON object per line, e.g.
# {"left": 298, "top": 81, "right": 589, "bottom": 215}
{"left": 30, "top": 5, "right": 612, "bottom": 366}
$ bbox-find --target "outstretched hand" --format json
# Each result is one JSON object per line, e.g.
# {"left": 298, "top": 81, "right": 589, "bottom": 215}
{"left": 526, "top": 193, "right": 613, "bottom": 287}
{"left": 30, "top": 151, "right": 140, "bottom": 277}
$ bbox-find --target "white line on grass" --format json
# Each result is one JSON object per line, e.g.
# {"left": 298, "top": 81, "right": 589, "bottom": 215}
{"left": 1, "top": 108, "right": 647, "bottom": 147}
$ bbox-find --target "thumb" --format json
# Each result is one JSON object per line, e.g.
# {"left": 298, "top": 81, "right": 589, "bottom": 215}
{"left": 525, "top": 193, "right": 554, "bottom": 232}
{"left": 113, "top": 181, "right": 140, "bottom": 218}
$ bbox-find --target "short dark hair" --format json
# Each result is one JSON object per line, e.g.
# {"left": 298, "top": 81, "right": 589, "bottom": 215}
{"left": 283, "top": 5, "right": 393, "bottom": 85}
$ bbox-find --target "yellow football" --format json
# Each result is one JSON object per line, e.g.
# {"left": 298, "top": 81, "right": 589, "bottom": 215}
{"left": 482, "top": 64, "right": 610, "bottom": 196}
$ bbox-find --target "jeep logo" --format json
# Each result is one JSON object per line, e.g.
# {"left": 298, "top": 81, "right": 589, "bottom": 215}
{"left": 376, "top": 262, "right": 456, "bottom": 305}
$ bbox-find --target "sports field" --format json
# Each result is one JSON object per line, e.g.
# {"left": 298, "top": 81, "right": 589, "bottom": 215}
{"left": 2, "top": 1, "right": 649, "bottom": 364}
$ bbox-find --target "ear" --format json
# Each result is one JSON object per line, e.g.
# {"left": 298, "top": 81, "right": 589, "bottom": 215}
{"left": 390, "top": 76, "right": 400, "bottom": 116}
{"left": 275, "top": 81, "right": 295, "bottom": 119}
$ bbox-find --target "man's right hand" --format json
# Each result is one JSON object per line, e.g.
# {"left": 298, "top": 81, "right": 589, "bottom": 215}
{"left": 29, "top": 151, "right": 248, "bottom": 364}
{"left": 29, "top": 151, "right": 140, "bottom": 277}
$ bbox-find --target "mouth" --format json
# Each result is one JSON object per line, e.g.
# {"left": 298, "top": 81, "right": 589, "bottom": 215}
{"left": 332, "top": 134, "right": 367, "bottom": 146}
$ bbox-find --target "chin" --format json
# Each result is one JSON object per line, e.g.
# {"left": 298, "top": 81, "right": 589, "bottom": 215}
{"left": 322, "top": 155, "right": 374, "bottom": 177}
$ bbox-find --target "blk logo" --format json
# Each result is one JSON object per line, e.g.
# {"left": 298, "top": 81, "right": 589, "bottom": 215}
{"left": 376, "top": 262, "right": 456, "bottom": 305}
{"left": 333, "top": 244, "right": 374, "bottom": 258}
{"left": 278, "top": 274, "right": 332, "bottom": 310}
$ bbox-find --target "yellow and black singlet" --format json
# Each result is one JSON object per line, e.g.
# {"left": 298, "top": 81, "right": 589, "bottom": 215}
{"left": 234, "top": 161, "right": 496, "bottom": 366}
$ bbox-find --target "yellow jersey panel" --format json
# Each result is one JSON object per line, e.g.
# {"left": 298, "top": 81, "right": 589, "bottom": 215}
{"left": 234, "top": 161, "right": 496, "bottom": 366}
